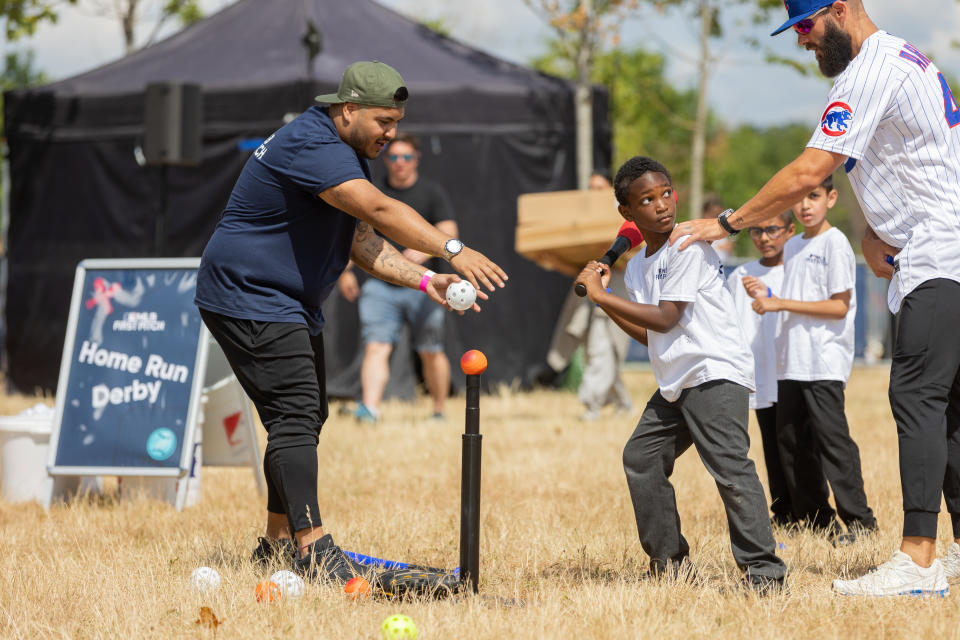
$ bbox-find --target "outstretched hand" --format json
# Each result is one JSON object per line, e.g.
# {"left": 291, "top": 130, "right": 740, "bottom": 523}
{"left": 669, "top": 218, "right": 727, "bottom": 251}
{"left": 424, "top": 273, "right": 487, "bottom": 314}
{"left": 449, "top": 247, "right": 508, "bottom": 293}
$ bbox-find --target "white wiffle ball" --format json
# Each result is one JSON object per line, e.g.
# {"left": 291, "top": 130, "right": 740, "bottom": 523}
{"left": 445, "top": 280, "right": 477, "bottom": 311}
{"left": 270, "top": 570, "right": 305, "bottom": 598}
{"left": 190, "top": 567, "right": 221, "bottom": 594}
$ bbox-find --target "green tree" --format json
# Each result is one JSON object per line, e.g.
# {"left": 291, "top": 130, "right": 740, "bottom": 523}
{"left": 86, "top": 0, "right": 203, "bottom": 53}
{"left": 643, "top": 0, "right": 785, "bottom": 220}
{"left": 0, "top": 49, "right": 48, "bottom": 89}
{"left": 0, "top": 48, "right": 49, "bottom": 134}
{"left": 706, "top": 122, "right": 861, "bottom": 255}
{"left": 525, "top": 0, "right": 639, "bottom": 188}
{"left": 0, "top": 0, "right": 75, "bottom": 39}
{"left": 531, "top": 45, "right": 703, "bottom": 203}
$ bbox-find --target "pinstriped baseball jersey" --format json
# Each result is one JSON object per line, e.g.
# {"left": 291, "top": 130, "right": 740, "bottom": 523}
{"left": 806, "top": 31, "right": 960, "bottom": 313}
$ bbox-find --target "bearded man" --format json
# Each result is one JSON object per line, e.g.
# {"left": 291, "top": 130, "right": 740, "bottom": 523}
{"left": 670, "top": 1, "right": 960, "bottom": 597}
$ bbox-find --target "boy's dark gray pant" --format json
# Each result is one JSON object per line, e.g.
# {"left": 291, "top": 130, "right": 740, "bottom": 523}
{"left": 623, "top": 380, "right": 786, "bottom": 579}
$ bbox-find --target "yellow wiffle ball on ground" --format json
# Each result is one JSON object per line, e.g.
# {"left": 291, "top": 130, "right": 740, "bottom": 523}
{"left": 381, "top": 613, "right": 418, "bottom": 639}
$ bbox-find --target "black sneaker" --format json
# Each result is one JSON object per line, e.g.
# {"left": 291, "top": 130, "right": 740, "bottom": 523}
{"left": 746, "top": 574, "right": 787, "bottom": 596}
{"left": 831, "top": 521, "right": 879, "bottom": 547}
{"left": 771, "top": 513, "right": 797, "bottom": 528}
{"left": 293, "top": 534, "right": 375, "bottom": 584}
{"left": 250, "top": 537, "right": 296, "bottom": 569}
{"left": 648, "top": 556, "right": 695, "bottom": 582}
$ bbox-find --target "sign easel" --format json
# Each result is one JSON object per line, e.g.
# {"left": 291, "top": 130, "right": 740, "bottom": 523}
{"left": 44, "top": 258, "right": 264, "bottom": 510}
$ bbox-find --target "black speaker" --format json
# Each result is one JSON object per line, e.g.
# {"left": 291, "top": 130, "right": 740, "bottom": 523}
{"left": 144, "top": 83, "right": 202, "bottom": 166}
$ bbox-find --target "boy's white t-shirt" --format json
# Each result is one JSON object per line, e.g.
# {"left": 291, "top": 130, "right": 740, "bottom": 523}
{"left": 624, "top": 238, "right": 755, "bottom": 402}
{"left": 776, "top": 227, "right": 856, "bottom": 383}
{"left": 726, "top": 261, "right": 784, "bottom": 410}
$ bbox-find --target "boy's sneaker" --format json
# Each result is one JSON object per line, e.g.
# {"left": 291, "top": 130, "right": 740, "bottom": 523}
{"left": 771, "top": 513, "right": 796, "bottom": 528}
{"left": 941, "top": 542, "right": 960, "bottom": 583}
{"left": 293, "top": 534, "right": 374, "bottom": 584}
{"left": 832, "top": 551, "right": 948, "bottom": 597}
{"left": 354, "top": 403, "right": 379, "bottom": 424}
{"left": 746, "top": 574, "right": 787, "bottom": 596}
{"left": 648, "top": 556, "right": 695, "bottom": 582}
{"left": 250, "top": 537, "right": 296, "bottom": 569}
{"left": 579, "top": 408, "right": 601, "bottom": 422}
{"left": 831, "top": 522, "right": 879, "bottom": 547}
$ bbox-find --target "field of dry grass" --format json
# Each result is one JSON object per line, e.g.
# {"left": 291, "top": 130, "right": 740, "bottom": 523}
{"left": 2, "top": 365, "right": 960, "bottom": 639}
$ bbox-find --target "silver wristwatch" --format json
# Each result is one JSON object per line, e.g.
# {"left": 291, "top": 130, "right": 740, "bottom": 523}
{"left": 717, "top": 208, "right": 740, "bottom": 236}
{"left": 442, "top": 238, "right": 464, "bottom": 261}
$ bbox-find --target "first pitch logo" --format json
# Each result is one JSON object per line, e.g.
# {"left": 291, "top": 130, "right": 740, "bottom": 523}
{"left": 821, "top": 102, "right": 853, "bottom": 137}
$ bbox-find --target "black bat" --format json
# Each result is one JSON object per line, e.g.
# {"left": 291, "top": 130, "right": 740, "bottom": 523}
{"left": 573, "top": 224, "right": 644, "bottom": 297}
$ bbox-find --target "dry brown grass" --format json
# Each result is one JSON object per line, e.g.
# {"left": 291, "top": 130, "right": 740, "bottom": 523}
{"left": 2, "top": 366, "right": 960, "bottom": 639}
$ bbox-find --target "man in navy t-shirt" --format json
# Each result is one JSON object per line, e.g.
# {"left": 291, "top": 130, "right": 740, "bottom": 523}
{"left": 195, "top": 61, "right": 507, "bottom": 584}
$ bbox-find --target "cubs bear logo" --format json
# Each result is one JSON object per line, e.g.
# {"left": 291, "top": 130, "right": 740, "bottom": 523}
{"left": 820, "top": 101, "right": 853, "bottom": 137}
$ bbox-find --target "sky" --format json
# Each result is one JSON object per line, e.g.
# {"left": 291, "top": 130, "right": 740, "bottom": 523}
{"left": 7, "top": 0, "right": 960, "bottom": 128}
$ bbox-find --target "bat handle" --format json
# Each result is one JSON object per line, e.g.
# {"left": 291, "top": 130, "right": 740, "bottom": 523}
{"left": 574, "top": 254, "right": 614, "bottom": 297}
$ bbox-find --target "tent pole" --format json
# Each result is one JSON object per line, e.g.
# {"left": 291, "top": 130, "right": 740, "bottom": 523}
{"left": 156, "top": 164, "right": 168, "bottom": 257}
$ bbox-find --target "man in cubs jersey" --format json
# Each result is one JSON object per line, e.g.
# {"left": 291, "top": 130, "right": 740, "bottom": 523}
{"left": 671, "top": 0, "right": 960, "bottom": 597}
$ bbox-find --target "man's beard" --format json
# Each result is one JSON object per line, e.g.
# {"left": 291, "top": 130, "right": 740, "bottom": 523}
{"left": 347, "top": 128, "right": 379, "bottom": 159}
{"left": 816, "top": 20, "right": 854, "bottom": 77}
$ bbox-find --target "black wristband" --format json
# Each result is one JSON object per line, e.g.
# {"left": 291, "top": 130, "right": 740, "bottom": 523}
{"left": 717, "top": 208, "right": 740, "bottom": 236}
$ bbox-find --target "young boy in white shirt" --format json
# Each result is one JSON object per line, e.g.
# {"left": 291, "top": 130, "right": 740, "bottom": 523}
{"left": 577, "top": 156, "right": 786, "bottom": 593}
{"left": 727, "top": 211, "right": 827, "bottom": 527}
{"left": 752, "top": 175, "right": 877, "bottom": 541}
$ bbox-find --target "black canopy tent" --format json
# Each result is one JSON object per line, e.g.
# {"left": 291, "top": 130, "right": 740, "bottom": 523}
{"left": 3, "top": 0, "right": 611, "bottom": 395}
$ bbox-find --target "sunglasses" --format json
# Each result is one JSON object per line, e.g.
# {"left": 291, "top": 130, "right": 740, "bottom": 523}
{"left": 792, "top": 6, "right": 830, "bottom": 35}
{"left": 748, "top": 225, "right": 790, "bottom": 239}
{"left": 387, "top": 153, "right": 415, "bottom": 163}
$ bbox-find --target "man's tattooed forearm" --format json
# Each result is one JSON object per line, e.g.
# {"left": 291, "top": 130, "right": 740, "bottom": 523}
{"left": 374, "top": 248, "right": 422, "bottom": 287}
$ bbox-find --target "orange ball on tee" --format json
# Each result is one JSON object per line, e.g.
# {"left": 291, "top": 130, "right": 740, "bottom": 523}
{"left": 460, "top": 350, "right": 488, "bottom": 375}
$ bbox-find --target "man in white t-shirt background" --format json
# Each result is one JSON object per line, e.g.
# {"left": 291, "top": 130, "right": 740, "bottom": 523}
{"left": 728, "top": 210, "right": 822, "bottom": 528}
{"left": 671, "top": 0, "right": 960, "bottom": 597}
{"left": 752, "top": 175, "right": 877, "bottom": 543}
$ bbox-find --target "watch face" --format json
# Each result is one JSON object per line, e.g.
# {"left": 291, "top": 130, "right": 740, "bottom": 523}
{"left": 445, "top": 239, "right": 463, "bottom": 254}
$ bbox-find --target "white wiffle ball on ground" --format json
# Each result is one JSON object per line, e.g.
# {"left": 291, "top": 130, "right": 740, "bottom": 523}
{"left": 270, "top": 570, "right": 305, "bottom": 598}
{"left": 445, "top": 280, "right": 477, "bottom": 311}
{"left": 190, "top": 567, "right": 221, "bottom": 594}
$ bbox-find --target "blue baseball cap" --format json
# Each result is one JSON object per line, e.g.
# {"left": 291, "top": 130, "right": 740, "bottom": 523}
{"left": 770, "top": 0, "right": 838, "bottom": 36}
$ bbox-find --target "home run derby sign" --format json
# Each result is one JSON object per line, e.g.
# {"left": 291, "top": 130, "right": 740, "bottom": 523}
{"left": 48, "top": 259, "right": 209, "bottom": 478}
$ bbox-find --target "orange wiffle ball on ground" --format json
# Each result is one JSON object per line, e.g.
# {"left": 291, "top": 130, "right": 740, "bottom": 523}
{"left": 460, "top": 350, "right": 487, "bottom": 376}
{"left": 255, "top": 580, "right": 281, "bottom": 603}
{"left": 344, "top": 576, "right": 371, "bottom": 600}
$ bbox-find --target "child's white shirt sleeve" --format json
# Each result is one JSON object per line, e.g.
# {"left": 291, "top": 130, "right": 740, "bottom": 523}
{"left": 659, "top": 241, "right": 703, "bottom": 303}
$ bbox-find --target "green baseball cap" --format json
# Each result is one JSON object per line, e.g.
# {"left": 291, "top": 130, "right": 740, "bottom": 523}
{"left": 315, "top": 61, "right": 409, "bottom": 108}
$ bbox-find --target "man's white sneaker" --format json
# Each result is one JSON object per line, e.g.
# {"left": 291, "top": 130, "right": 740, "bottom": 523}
{"left": 941, "top": 542, "right": 960, "bottom": 584}
{"left": 832, "top": 551, "right": 948, "bottom": 597}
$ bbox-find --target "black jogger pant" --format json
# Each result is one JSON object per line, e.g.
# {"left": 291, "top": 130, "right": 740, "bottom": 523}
{"left": 888, "top": 279, "right": 960, "bottom": 539}
{"left": 776, "top": 379, "right": 875, "bottom": 531}
{"left": 200, "top": 309, "right": 328, "bottom": 533}
{"left": 756, "top": 405, "right": 795, "bottom": 522}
